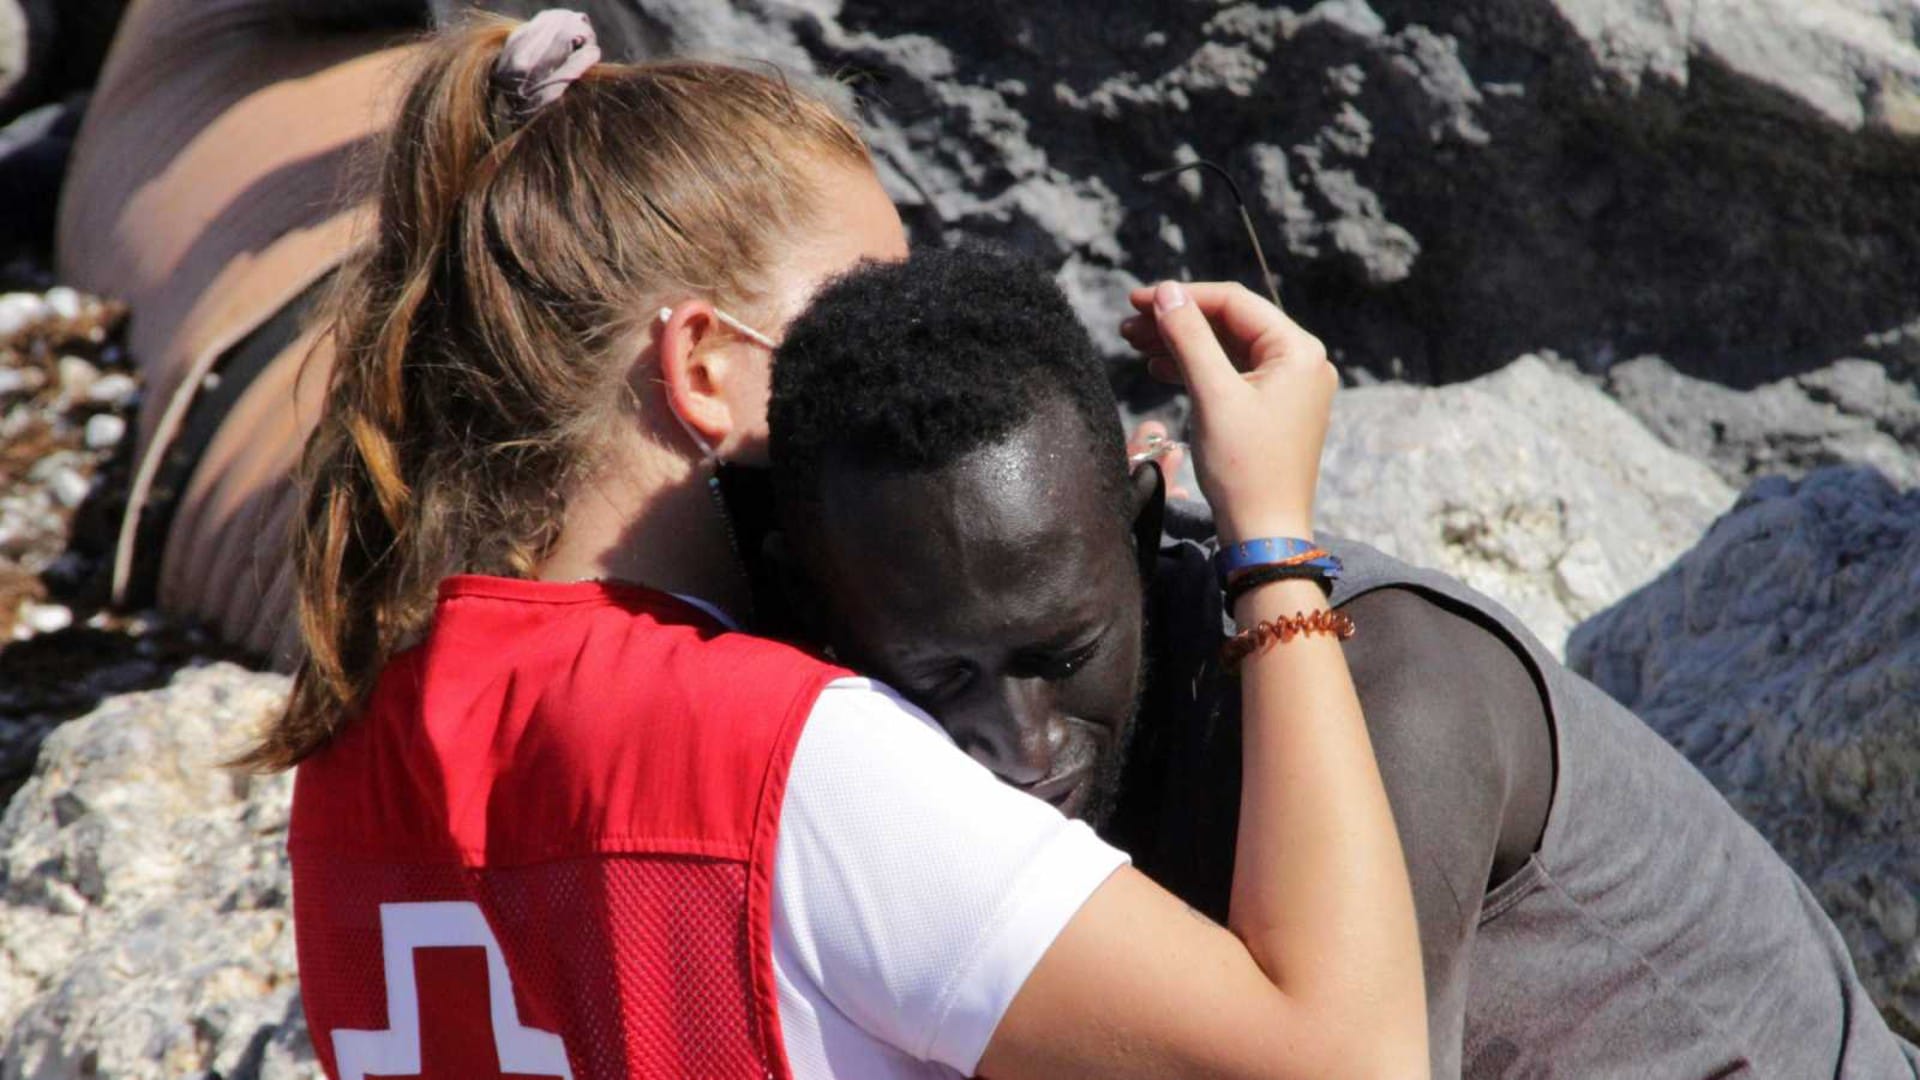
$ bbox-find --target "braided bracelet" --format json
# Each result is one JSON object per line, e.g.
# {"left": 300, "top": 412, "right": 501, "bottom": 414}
{"left": 1221, "top": 609, "right": 1356, "bottom": 670}
{"left": 1223, "top": 562, "right": 1337, "bottom": 612}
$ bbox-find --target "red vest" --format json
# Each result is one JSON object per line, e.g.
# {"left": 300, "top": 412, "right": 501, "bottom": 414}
{"left": 289, "top": 577, "right": 846, "bottom": 1080}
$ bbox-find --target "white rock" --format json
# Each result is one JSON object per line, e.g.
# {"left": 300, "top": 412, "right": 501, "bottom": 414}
{"left": 55, "top": 355, "right": 98, "bottom": 396}
{"left": 0, "top": 292, "right": 48, "bottom": 339}
{"left": 85, "top": 372, "right": 138, "bottom": 408}
{"left": 18, "top": 602, "right": 71, "bottom": 635}
{"left": 41, "top": 286, "right": 81, "bottom": 321}
{"left": 0, "top": 367, "right": 41, "bottom": 397}
{"left": 1317, "top": 356, "right": 1736, "bottom": 655}
{"left": 84, "top": 413, "right": 126, "bottom": 450}
{"left": 49, "top": 467, "right": 91, "bottom": 509}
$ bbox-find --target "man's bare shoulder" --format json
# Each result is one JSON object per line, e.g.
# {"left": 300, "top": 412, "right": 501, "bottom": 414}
{"left": 1336, "top": 585, "right": 1555, "bottom": 884}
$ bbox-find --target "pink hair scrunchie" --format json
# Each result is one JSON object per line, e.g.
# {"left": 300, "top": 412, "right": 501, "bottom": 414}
{"left": 492, "top": 9, "right": 602, "bottom": 121}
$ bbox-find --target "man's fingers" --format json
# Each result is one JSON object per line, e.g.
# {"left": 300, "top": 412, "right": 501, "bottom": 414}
{"left": 1148, "top": 281, "right": 1240, "bottom": 402}
{"left": 1129, "top": 280, "right": 1265, "bottom": 313}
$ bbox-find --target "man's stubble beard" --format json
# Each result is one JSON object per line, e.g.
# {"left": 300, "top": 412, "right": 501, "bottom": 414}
{"left": 1077, "top": 612, "right": 1149, "bottom": 832}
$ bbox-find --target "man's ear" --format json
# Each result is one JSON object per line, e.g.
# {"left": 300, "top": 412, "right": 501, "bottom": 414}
{"left": 1127, "top": 461, "right": 1167, "bottom": 582}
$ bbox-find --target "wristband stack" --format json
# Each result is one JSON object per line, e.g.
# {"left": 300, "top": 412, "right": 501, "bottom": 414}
{"left": 1214, "top": 536, "right": 1343, "bottom": 610}
{"left": 1214, "top": 535, "right": 1350, "bottom": 670}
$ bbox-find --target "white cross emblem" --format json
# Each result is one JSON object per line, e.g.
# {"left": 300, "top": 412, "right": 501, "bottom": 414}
{"left": 331, "top": 901, "right": 575, "bottom": 1080}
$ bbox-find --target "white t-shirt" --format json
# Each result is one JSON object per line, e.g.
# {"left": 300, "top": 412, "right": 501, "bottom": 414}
{"left": 772, "top": 678, "right": 1128, "bottom": 1078}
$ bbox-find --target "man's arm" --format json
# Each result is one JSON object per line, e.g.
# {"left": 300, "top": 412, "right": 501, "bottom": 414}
{"left": 1339, "top": 587, "right": 1555, "bottom": 1078}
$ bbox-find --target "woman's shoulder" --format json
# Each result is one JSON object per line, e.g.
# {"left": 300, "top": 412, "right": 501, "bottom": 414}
{"left": 296, "top": 581, "right": 855, "bottom": 863}
{"left": 429, "top": 576, "right": 846, "bottom": 709}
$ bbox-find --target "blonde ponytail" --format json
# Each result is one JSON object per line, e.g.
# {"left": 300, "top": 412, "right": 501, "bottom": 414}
{"left": 238, "top": 15, "right": 869, "bottom": 770}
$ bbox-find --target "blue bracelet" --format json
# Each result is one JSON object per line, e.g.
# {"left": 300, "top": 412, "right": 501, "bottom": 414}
{"left": 1214, "top": 536, "right": 1321, "bottom": 588}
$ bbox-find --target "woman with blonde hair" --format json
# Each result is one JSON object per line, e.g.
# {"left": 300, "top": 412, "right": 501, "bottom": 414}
{"left": 262, "top": 11, "right": 1424, "bottom": 1079}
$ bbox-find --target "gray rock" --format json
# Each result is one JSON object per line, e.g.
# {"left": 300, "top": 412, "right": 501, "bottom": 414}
{"left": 1569, "top": 468, "right": 1920, "bottom": 1036}
{"left": 22, "top": 0, "right": 1920, "bottom": 385}
{"left": 0, "top": 664, "right": 317, "bottom": 1080}
{"left": 1316, "top": 355, "right": 1735, "bottom": 654}
{"left": 530, "top": 0, "right": 1920, "bottom": 388}
{"left": 1609, "top": 355, "right": 1920, "bottom": 490}
{"left": 1556, "top": 0, "right": 1920, "bottom": 130}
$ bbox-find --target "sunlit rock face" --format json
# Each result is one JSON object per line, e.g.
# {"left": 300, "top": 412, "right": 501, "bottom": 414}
{"left": 1316, "top": 354, "right": 1735, "bottom": 656}
{"left": 0, "top": 665, "right": 316, "bottom": 1080}
{"left": 1571, "top": 468, "right": 1920, "bottom": 1039}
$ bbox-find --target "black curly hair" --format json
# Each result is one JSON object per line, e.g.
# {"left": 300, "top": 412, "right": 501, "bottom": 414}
{"left": 769, "top": 246, "right": 1128, "bottom": 522}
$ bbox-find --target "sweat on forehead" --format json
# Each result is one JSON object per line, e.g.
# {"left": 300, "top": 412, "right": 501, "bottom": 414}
{"left": 767, "top": 245, "right": 1127, "bottom": 514}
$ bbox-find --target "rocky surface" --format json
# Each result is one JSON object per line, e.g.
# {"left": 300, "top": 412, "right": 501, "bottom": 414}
{"left": 0, "top": 664, "right": 315, "bottom": 1080}
{"left": 0, "top": 0, "right": 1915, "bottom": 1071}
{"left": 1608, "top": 354, "right": 1920, "bottom": 491}
{"left": 1570, "top": 467, "right": 1920, "bottom": 1038}
{"left": 0, "top": 286, "right": 224, "bottom": 806}
{"left": 0, "top": 284, "right": 132, "bottom": 615}
{"left": 10, "top": 0, "right": 1920, "bottom": 384}
{"left": 476, "top": 0, "right": 1920, "bottom": 387}
{"left": 1317, "top": 354, "right": 1735, "bottom": 654}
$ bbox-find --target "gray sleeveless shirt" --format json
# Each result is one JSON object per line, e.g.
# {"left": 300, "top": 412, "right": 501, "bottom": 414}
{"left": 1124, "top": 526, "right": 1918, "bottom": 1078}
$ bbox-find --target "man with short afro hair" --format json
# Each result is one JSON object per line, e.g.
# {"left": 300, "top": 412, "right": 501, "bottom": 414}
{"left": 771, "top": 246, "right": 1135, "bottom": 531}
{"left": 759, "top": 245, "right": 1920, "bottom": 1078}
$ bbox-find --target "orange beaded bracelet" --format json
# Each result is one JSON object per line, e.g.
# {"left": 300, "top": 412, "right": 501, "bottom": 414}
{"left": 1221, "top": 609, "right": 1356, "bottom": 670}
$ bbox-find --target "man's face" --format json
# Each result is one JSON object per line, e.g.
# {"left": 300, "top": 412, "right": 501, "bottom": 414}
{"left": 790, "top": 402, "right": 1147, "bottom": 826}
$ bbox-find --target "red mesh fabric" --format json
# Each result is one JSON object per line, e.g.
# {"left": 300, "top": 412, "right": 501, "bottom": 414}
{"left": 294, "top": 851, "right": 776, "bottom": 1079}
{"left": 287, "top": 583, "right": 844, "bottom": 1079}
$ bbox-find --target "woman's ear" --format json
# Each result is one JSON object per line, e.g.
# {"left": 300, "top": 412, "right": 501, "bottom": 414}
{"left": 1128, "top": 461, "right": 1167, "bottom": 581}
{"left": 653, "top": 303, "right": 739, "bottom": 460}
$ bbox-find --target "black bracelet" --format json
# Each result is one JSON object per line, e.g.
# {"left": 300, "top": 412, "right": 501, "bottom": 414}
{"left": 1223, "top": 563, "right": 1335, "bottom": 615}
